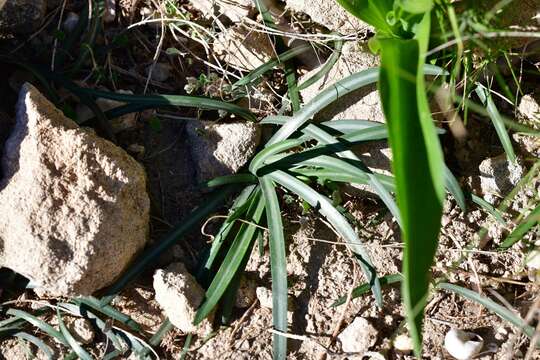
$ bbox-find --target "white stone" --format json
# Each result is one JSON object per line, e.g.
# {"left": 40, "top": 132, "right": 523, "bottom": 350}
{"left": 153, "top": 262, "right": 212, "bottom": 334}
{"left": 337, "top": 317, "right": 377, "bottom": 354}
{"left": 0, "top": 84, "right": 149, "bottom": 296}
{"left": 213, "top": 25, "right": 275, "bottom": 71}
{"left": 394, "top": 334, "right": 413, "bottom": 354}
{"left": 186, "top": 120, "right": 261, "bottom": 183}
{"left": 285, "top": 0, "right": 371, "bottom": 35}
{"left": 444, "top": 329, "right": 484, "bottom": 360}
{"left": 189, "top": 0, "right": 254, "bottom": 23}
{"left": 256, "top": 286, "right": 273, "bottom": 309}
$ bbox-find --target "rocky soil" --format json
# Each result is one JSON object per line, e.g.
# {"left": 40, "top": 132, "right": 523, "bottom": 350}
{"left": 0, "top": 0, "right": 539, "bottom": 359}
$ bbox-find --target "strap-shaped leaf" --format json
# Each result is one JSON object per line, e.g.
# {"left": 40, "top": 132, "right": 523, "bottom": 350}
{"left": 57, "top": 309, "right": 93, "bottom": 360}
{"left": 260, "top": 176, "right": 288, "bottom": 360}
{"left": 194, "top": 190, "right": 266, "bottom": 324}
{"left": 268, "top": 170, "right": 382, "bottom": 305}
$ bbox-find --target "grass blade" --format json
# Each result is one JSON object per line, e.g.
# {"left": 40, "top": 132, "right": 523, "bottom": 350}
{"left": 499, "top": 204, "right": 540, "bottom": 249}
{"left": 331, "top": 274, "right": 403, "bottom": 307}
{"left": 269, "top": 170, "right": 382, "bottom": 305}
{"left": 444, "top": 166, "right": 466, "bottom": 212}
{"left": 14, "top": 332, "right": 54, "bottom": 359}
{"left": 194, "top": 191, "right": 266, "bottom": 324}
{"left": 6, "top": 309, "right": 67, "bottom": 346}
{"left": 57, "top": 309, "right": 93, "bottom": 360}
{"left": 437, "top": 282, "right": 538, "bottom": 341}
{"left": 471, "top": 194, "right": 507, "bottom": 225}
{"left": 298, "top": 35, "right": 343, "bottom": 91}
{"left": 72, "top": 297, "right": 141, "bottom": 333}
{"left": 260, "top": 176, "right": 288, "bottom": 360}
{"left": 266, "top": 65, "right": 447, "bottom": 146}
{"left": 232, "top": 44, "right": 311, "bottom": 88}
{"left": 475, "top": 84, "right": 517, "bottom": 162}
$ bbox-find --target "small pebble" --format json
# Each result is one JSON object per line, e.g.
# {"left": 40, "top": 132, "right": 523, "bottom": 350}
{"left": 394, "top": 334, "right": 414, "bottom": 354}
{"left": 444, "top": 328, "right": 483, "bottom": 360}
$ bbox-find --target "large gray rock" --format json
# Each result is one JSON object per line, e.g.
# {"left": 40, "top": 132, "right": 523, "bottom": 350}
{"left": 0, "top": 84, "right": 150, "bottom": 296}
{"left": 0, "top": 0, "right": 47, "bottom": 34}
{"left": 186, "top": 120, "right": 261, "bottom": 183}
{"left": 153, "top": 262, "right": 212, "bottom": 335}
{"left": 286, "top": 0, "right": 371, "bottom": 35}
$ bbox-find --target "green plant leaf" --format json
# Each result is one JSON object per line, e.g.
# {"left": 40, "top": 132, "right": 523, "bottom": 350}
{"left": 332, "top": 274, "right": 403, "bottom": 307}
{"left": 378, "top": 14, "right": 444, "bottom": 355}
{"left": 6, "top": 309, "right": 67, "bottom": 346}
{"left": 475, "top": 84, "right": 517, "bottom": 163}
{"left": 260, "top": 176, "right": 288, "bottom": 360}
{"left": 57, "top": 309, "right": 93, "bottom": 360}
{"left": 398, "top": 0, "right": 433, "bottom": 14}
{"left": 335, "top": 0, "right": 396, "bottom": 35}
{"left": 499, "top": 204, "right": 540, "bottom": 249}
{"left": 437, "top": 283, "right": 538, "bottom": 343}
{"left": 14, "top": 332, "right": 54, "bottom": 359}
{"left": 102, "top": 184, "right": 238, "bottom": 303}
{"left": 268, "top": 170, "right": 382, "bottom": 305}
{"left": 194, "top": 191, "right": 265, "bottom": 324}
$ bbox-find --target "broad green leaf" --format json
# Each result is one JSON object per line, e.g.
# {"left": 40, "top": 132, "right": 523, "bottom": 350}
{"left": 335, "top": 0, "right": 396, "bottom": 35}
{"left": 398, "top": 0, "right": 433, "bottom": 14}
{"left": 260, "top": 177, "right": 288, "bottom": 360}
{"left": 378, "top": 15, "right": 444, "bottom": 355}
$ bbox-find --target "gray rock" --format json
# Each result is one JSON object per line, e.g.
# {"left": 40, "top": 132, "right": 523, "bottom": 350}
{"left": 153, "top": 262, "right": 212, "bottom": 335}
{"left": 0, "top": 84, "right": 150, "bottom": 296}
{"left": 337, "top": 317, "right": 377, "bottom": 353}
{"left": 286, "top": 0, "right": 371, "bottom": 35}
{"left": 0, "top": 0, "right": 47, "bottom": 34}
{"left": 186, "top": 120, "right": 261, "bottom": 183}
{"left": 479, "top": 154, "right": 524, "bottom": 201}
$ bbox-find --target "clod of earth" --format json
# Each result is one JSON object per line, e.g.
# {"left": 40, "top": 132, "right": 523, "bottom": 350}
{"left": 0, "top": 84, "right": 150, "bottom": 296}
{"left": 153, "top": 262, "right": 213, "bottom": 335}
{"left": 337, "top": 317, "right": 378, "bottom": 354}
